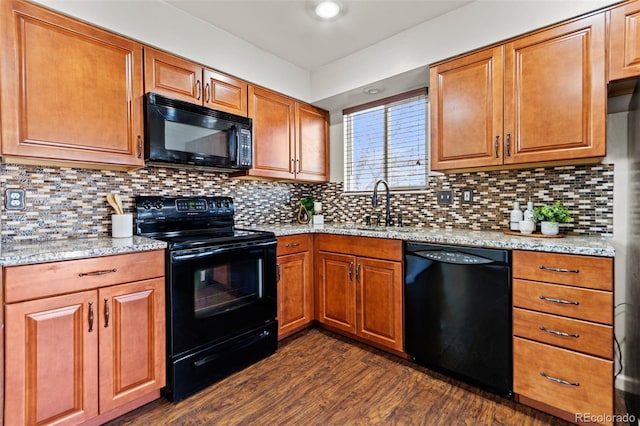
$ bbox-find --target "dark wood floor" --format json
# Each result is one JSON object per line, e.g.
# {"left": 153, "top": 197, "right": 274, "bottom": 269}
{"left": 106, "top": 328, "right": 582, "bottom": 425}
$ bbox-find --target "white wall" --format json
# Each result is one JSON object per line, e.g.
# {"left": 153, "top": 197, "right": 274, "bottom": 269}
{"left": 311, "top": 0, "right": 619, "bottom": 102}
{"left": 32, "top": 0, "right": 311, "bottom": 101}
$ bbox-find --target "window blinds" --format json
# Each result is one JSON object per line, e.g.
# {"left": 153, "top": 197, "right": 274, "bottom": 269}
{"left": 343, "top": 89, "right": 428, "bottom": 193}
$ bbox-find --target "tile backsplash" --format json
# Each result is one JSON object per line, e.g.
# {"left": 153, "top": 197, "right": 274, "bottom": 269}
{"left": 0, "top": 163, "right": 613, "bottom": 243}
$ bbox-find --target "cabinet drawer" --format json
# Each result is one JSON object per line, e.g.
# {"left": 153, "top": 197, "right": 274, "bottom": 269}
{"left": 513, "top": 308, "right": 612, "bottom": 359}
{"left": 316, "top": 234, "right": 402, "bottom": 261}
{"left": 277, "top": 234, "right": 311, "bottom": 256}
{"left": 513, "top": 251, "right": 612, "bottom": 290}
{"left": 514, "top": 338, "right": 613, "bottom": 421}
{"left": 4, "top": 250, "right": 164, "bottom": 303}
{"left": 513, "top": 279, "right": 612, "bottom": 324}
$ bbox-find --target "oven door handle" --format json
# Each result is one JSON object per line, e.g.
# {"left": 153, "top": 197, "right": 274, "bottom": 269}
{"left": 172, "top": 240, "right": 276, "bottom": 261}
{"left": 172, "top": 249, "right": 225, "bottom": 261}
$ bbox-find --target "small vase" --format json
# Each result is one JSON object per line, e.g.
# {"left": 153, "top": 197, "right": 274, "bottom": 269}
{"left": 540, "top": 221, "right": 559, "bottom": 235}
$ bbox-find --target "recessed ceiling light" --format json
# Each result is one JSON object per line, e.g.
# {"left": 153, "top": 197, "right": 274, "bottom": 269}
{"left": 363, "top": 86, "right": 384, "bottom": 95}
{"left": 315, "top": 1, "right": 341, "bottom": 19}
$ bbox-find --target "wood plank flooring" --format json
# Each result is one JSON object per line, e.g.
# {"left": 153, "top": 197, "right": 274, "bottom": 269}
{"left": 106, "top": 328, "right": 574, "bottom": 425}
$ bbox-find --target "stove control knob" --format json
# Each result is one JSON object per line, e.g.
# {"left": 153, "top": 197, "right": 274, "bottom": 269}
{"left": 216, "top": 201, "right": 222, "bottom": 208}
{"left": 142, "top": 202, "right": 151, "bottom": 209}
{"left": 224, "top": 200, "right": 230, "bottom": 208}
{"left": 153, "top": 201, "right": 163, "bottom": 209}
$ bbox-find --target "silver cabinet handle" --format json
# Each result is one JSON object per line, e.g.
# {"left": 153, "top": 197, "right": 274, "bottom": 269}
{"left": 206, "top": 82, "right": 211, "bottom": 103}
{"left": 291, "top": 158, "right": 295, "bottom": 174}
{"left": 78, "top": 268, "right": 117, "bottom": 277}
{"left": 88, "top": 302, "right": 94, "bottom": 332}
{"left": 104, "top": 298, "right": 110, "bottom": 328}
{"left": 355, "top": 264, "right": 361, "bottom": 282}
{"left": 494, "top": 136, "right": 499, "bottom": 158}
{"left": 540, "top": 371, "right": 579, "bottom": 387}
{"left": 539, "top": 295, "right": 579, "bottom": 305}
{"left": 539, "top": 265, "right": 579, "bottom": 273}
{"left": 348, "top": 262, "right": 353, "bottom": 281}
{"left": 196, "top": 80, "right": 202, "bottom": 100}
{"left": 539, "top": 326, "right": 579, "bottom": 338}
{"left": 285, "top": 243, "right": 300, "bottom": 248}
{"left": 296, "top": 158, "right": 300, "bottom": 173}
{"left": 505, "top": 133, "right": 511, "bottom": 157}
{"left": 137, "top": 135, "right": 143, "bottom": 159}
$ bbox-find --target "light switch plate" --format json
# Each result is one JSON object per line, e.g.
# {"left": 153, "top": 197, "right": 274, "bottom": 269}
{"left": 462, "top": 188, "right": 474, "bottom": 203}
{"left": 5, "top": 189, "right": 26, "bottom": 211}
{"left": 437, "top": 190, "right": 452, "bottom": 204}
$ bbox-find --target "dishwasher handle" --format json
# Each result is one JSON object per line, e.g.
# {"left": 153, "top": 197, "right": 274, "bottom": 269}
{"left": 412, "top": 250, "right": 496, "bottom": 265}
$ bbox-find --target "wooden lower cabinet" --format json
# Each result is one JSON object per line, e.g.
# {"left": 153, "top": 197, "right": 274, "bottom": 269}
{"left": 276, "top": 235, "right": 313, "bottom": 339}
{"left": 512, "top": 250, "right": 614, "bottom": 425}
{"left": 3, "top": 251, "right": 165, "bottom": 425}
{"left": 5, "top": 291, "right": 99, "bottom": 425}
{"left": 316, "top": 235, "right": 403, "bottom": 353}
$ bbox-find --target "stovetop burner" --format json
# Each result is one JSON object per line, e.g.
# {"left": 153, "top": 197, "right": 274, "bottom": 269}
{"left": 134, "top": 196, "right": 275, "bottom": 249}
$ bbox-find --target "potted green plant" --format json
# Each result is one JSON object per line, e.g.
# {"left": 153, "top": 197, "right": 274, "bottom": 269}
{"left": 533, "top": 201, "right": 573, "bottom": 235}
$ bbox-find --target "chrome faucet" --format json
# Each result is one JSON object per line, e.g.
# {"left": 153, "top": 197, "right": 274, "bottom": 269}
{"left": 372, "top": 179, "right": 392, "bottom": 226}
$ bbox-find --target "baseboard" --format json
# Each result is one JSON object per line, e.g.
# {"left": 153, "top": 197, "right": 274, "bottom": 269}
{"left": 616, "top": 373, "right": 640, "bottom": 394}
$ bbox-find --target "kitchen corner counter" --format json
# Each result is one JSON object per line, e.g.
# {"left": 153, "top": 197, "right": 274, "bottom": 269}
{"left": 248, "top": 224, "right": 615, "bottom": 257}
{"left": 0, "top": 236, "right": 167, "bottom": 266}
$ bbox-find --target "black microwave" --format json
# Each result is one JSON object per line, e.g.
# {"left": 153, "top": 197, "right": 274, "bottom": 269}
{"left": 144, "top": 93, "right": 252, "bottom": 171}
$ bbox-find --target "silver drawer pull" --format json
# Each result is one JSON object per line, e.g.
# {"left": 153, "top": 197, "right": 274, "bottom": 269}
{"left": 539, "top": 326, "right": 579, "bottom": 338}
{"left": 539, "top": 265, "right": 579, "bottom": 273}
{"left": 540, "top": 371, "right": 579, "bottom": 387}
{"left": 539, "top": 295, "right": 579, "bottom": 305}
{"left": 78, "top": 268, "right": 117, "bottom": 277}
{"left": 285, "top": 243, "right": 300, "bottom": 247}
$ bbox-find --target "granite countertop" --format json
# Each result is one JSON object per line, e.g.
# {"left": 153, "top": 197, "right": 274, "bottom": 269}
{"left": 247, "top": 224, "right": 616, "bottom": 257}
{"left": 0, "top": 236, "right": 167, "bottom": 267}
{"left": 0, "top": 224, "right": 614, "bottom": 267}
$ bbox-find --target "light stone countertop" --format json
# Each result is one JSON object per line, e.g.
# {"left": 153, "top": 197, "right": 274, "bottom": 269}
{"left": 246, "top": 224, "right": 615, "bottom": 257}
{"left": 0, "top": 236, "right": 167, "bottom": 267}
{"left": 0, "top": 224, "right": 614, "bottom": 267}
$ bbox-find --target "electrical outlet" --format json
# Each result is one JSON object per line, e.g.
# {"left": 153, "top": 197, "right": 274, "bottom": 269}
{"left": 437, "top": 190, "right": 452, "bottom": 204}
{"left": 5, "top": 188, "right": 26, "bottom": 211}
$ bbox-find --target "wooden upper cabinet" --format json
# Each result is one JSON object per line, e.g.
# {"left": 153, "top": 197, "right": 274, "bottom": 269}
{"left": 247, "top": 85, "right": 296, "bottom": 179}
{"left": 144, "top": 47, "right": 248, "bottom": 116}
{"left": 246, "top": 85, "right": 329, "bottom": 182}
{"left": 430, "top": 46, "right": 504, "bottom": 171}
{"left": 430, "top": 12, "right": 606, "bottom": 171}
{"left": 609, "top": 1, "right": 640, "bottom": 81}
{"left": 0, "top": 0, "right": 145, "bottom": 169}
{"left": 503, "top": 13, "right": 606, "bottom": 164}
{"left": 295, "top": 102, "right": 330, "bottom": 182}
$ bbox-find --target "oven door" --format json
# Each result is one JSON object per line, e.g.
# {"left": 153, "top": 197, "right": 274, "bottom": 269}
{"left": 168, "top": 239, "right": 277, "bottom": 357}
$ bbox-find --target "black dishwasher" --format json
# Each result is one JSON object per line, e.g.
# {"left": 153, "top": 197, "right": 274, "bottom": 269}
{"left": 404, "top": 242, "right": 513, "bottom": 398}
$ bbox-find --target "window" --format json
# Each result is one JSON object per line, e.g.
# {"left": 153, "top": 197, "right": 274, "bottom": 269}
{"left": 343, "top": 88, "right": 428, "bottom": 193}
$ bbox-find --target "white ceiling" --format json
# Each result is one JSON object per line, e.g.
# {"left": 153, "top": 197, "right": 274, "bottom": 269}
{"left": 164, "top": 0, "right": 473, "bottom": 71}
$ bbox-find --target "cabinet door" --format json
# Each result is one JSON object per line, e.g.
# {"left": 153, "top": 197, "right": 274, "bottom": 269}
{"left": 294, "top": 102, "right": 329, "bottom": 182}
{"left": 98, "top": 278, "right": 165, "bottom": 413}
{"left": 144, "top": 47, "right": 203, "bottom": 104}
{"left": 203, "top": 69, "right": 248, "bottom": 116}
{"left": 0, "top": 0, "right": 144, "bottom": 169}
{"left": 5, "top": 291, "right": 98, "bottom": 425}
{"left": 247, "top": 86, "right": 296, "bottom": 179}
{"left": 277, "top": 251, "right": 313, "bottom": 339}
{"left": 503, "top": 13, "right": 606, "bottom": 164}
{"left": 610, "top": 1, "right": 640, "bottom": 81}
{"left": 430, "top": 46, "right": 504, "bottom": 171}
{"left": 316, "top": 252, "right": 356, "bottom": 334}
{"left": 356, "top": 257, "right": 403, "bottom": 351}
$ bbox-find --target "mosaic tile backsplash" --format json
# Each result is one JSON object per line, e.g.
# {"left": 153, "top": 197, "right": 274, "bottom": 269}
{"left": 0, "top": 163, "right": 613, "bottom": 243}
